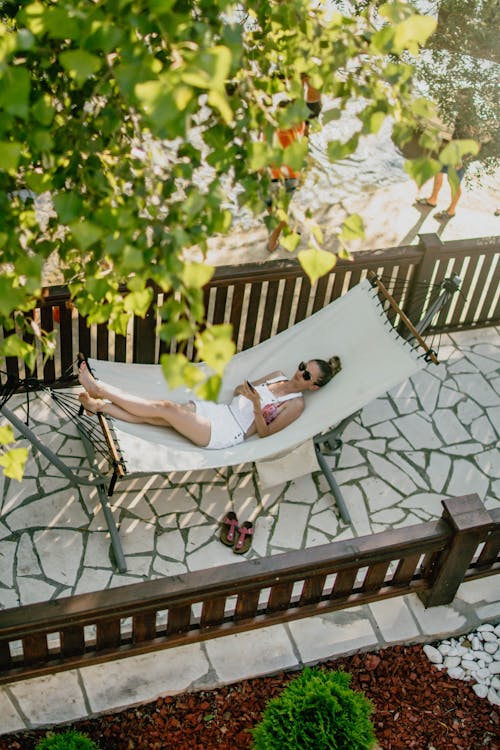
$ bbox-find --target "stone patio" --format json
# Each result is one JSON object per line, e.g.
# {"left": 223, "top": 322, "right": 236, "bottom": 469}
{"left": 0, "top": 326, "right": 499, "bottom": 732}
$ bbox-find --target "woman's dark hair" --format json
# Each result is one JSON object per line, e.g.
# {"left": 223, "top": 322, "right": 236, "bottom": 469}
{"left": 313, "top": 356, "right": 342, "bottom": 387}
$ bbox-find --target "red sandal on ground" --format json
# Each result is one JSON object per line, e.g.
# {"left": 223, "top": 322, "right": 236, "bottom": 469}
{"left": 233, "top": 521, "right": 254, "bottom": 554}
{"left": 220, "top": 511, "right": 239, "bottom": 547}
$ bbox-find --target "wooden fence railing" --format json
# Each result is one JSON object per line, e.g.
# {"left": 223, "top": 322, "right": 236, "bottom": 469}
{"left": 1, "top": 233, "right": 499, "bottom": 385}
{"left": 0, "top": 494, "right": 498, "bottom": 685}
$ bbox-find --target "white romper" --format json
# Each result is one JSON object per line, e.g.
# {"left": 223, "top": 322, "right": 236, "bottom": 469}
{"left": 194, "top": 376, "right": 302, "bottom": 450}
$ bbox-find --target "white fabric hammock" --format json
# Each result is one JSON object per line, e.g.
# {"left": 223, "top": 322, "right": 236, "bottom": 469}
{"left": 89, "top": 279, "right": 425, "bottom": 475}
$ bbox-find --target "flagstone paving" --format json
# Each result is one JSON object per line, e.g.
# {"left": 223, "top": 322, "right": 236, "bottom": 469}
{"left": 0, "top": 327, "right": 499, "bottom": 732}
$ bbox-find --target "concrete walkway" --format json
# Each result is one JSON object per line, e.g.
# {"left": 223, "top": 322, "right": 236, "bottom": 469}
{"left": 0, "top": 326, "right": 499, "bottom": 733}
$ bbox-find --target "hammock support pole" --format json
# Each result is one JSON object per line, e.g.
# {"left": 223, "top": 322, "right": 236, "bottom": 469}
{"left": 77, "top": 425, "right": 127, "bottom": 574}
{"left": 0, "top": 402, "right": 127, "bottom": 574}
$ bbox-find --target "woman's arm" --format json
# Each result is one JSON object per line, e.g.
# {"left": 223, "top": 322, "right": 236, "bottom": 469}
{"left": 245, "top": 388, "right": 304, "bottom": 439}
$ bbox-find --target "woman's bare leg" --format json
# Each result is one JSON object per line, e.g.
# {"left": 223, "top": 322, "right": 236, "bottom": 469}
{"left": 78, "top": 363, "right": 211, "bottom": 446}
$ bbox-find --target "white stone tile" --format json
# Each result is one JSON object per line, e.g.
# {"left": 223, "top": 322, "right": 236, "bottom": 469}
{"left": 324, "top": 465, "right": 368, "bottom": 488}
{"left": 17, "top": 577, "right": 56, "bottom": 605}
{"left": 187, "top": 539, "right": 237, "bottom": 570}
{"left": 399, "top": 493, "right": 444, "bottom": 517}
{"left": 73, "top": 568, "right": 112, "bottom": 595}
{"left": 152, "top": 486, "right": 198, "bottom": 514}
{"left": 406, "top": 451, "right": 426, "bottom": 469}
{"left": 309, "top": 510, "right": 339, "bottom": 537}
{"left": 289, "top": 607, "right": 377, "bottom": 663}
{"left": 252, "top": 515, "right": 275, "bottom": 556}
{"left": 186, "top": 524, "right": 216, "bottom": 554}
{"left": 371, "top": 422, "right": 398, "bottom": 438}
{"left": 437, "top": 385, "right": 466, "bottom": 409}
{"left": 283, "top": 473, "right": 318, "bottom": 504}
{"left": 387, "top": 438, "right": 413, "bottom": 451}
{"left": 151, "top": 558, "right": 187, "bottom": 577}
{"left": 427, "top": 453, "right": 451, "bottom": 493}
{"left": 360, "top": 398, "right": 397, "bottom": 427}
{"left": 205, "top": 625, "right": 297, "bottom": 682}
{"left": 457, "top": 399, "right": 483, "bottom": 424}
{"left": 371, "top": 508, "right": 406, "bottom": 524}
{"left": 232, "top": 487, "right": 259, "bottom": 522}
{"left": 392, "top": 414, "right": 442, "bottom": 450}
{"left": 466, "top": 350, "right": 500, "bottom": 374}
{"left": 0, "top": 540, "right": 16, "bottom": 586}
{"left": 198, "top": 484, "right": 231, "bottom": 519}
{"left": 156, "top": 528, "right": 186, "bottom": 560}
{"left": 0, "top": 689, "right": 26, "bottom": 734}
{"left": 447, "top": 459, "right": 490, "bottom": 499}
{"left": 0, "top": 521, "right": 10, "bottom": 541}
{"left": 178, "top": 511, "right": 210, "bottom": 529}
{"left": 413, "top": 370, "right": 441, "bottom": 413}
{"left": 34, "top": 529, "right": 83, "bottom": 585}
{"left": 0, "top": 587, "right": 20, "bottom": 610}
{"left": 356, "top": 439, "right": 387, "bottom": 454}
{"left": 83, "top": 532, "right": 114, "bottom": 569}
{"left": 9, "top": 670, "right": 87, "bottom": 726}
{"left": 259, "top": 484, "right": 285, "bottom": 513}
{"left": 341, "top": 421, "right": 370, "bottom": 441}
{"left": 2, "top": 478, "right": 38, "bottom": 515}
{"left": 359, "top": 477, "right": 403, "bottom": 512}
{"left": 369, "top": 598, "right": 420, "bottom": 642}
{"left": 270, "top": 502, "right": 309, "bottom": 549}
{"left": 343, "top": 485, "right": 371, "bottom": 536}
{"left": 406, "top": 595, "right": 467, "bottom": 637}
{"left": 82, "top": 644, "right": 209, "bottom": 713}
{"left": 470, "top": 415, "right": 497, "bottom": 444}
{"left": 338, "top": 444, "right": 363, "bottom": 467}
{"left": 6, "top": 492, "right": 89, "bottom": 532}
{"left": 122, "top": 555, "right": 152, "bottom": 577}
{"left": 474, "top": 448, "right": 500, "bottom": 479}
{"left": 433, "top": 409, "right": 471, "bottom": 444}
{"left": 367, "top": 452, "right": 417, "bottom": 495}
{"left": 442, "top": 443, "right": 484, "bottom": 456}
{"left": 119, "top": 518, "right": 156, "bottom": 555}
{"left": 306, "top": 528, "right": 331, "bottom": 547}
{"left": 455, "top": 577, "right": 500, "bottom": 607}
{"left": 453, "top": 374, "right": 499, "bottom": 407}
{"left": 387, "top": 452, "right": 429, "bottom": 489}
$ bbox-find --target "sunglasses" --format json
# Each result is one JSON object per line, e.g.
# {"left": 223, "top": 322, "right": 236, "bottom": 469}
{"left": 298, "top": 361, "right": 315, "bottom": 383}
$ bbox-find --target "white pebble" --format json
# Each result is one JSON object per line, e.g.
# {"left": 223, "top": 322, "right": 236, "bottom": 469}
{"left": 484, "top": 642, "right": 498, "bottom": 654}
{"left": 492, "top": 676, "right": 500, "bottom": 691}
{"left": 447, "top": 666, "right": 465, "bottom": 680}
{"left": 489, "top": 661, "right": 500, "bottom": 675}
{"left": 423, "top": 645, "right": 442, "bottom": 664}
{"left": 461, "top": 659, "right": 477, "bottom": 672}
{"left": 487, "top": 688, "right": 500, "bottom": 707}
{"left": 475, "top": 667, "right": 492, "bottom": 680}
{"left": 471, "top": 636, "right": 482, "bottom": 651}
{"left": 494, "top": 624, "right": 500, "bottom": 637}
{"left": 447, "top": 647, "right": 459, "bottom": 656}
{"left": 481, "top": 653, "right": 493, "bottom": 664}
{"left": 477, "top": 623, "right": 495, "bottom": 632}
{"left": 494, "top": 651, "right": 500, "bottom": 660}
{"left": 444, "top": 655, "right": 461, "bottom": 668}
{"left": 438, "top": 644, "right": 452, "bottom": 656}
{"left": 473, "top": 683, "right": 489, "bottom": 699}
{"left": 481, "top": 631, "right": 497, "bottom": 643}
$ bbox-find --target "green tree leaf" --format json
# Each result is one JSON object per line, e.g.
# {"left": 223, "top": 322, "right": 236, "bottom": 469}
{"left": 196, "top": 325, "right": 235, "bottom": 376}
{"left": 0, "top": 141, "right": 21, "bottom": 172}
{"left": 297, "top": 248, "right": 336, "bottom": 285}
{"left": 340, "top": 213, "right": 365, "bottom": 242}
{"left": 0, "top": 447, "right": 29, "bottom": 482}
{"left": 59, "top": 50, "right": 101, "bottom": 85}
{"left": 404, "top": 156, "right": 441, "bottom": 187}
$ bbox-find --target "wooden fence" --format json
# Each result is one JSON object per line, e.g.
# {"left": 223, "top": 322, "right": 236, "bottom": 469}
{"left": 0, "top": 494, "right": 498, "bottom": 685}
{"left": 1, "top": 233, "right": 499, "bottom": 385}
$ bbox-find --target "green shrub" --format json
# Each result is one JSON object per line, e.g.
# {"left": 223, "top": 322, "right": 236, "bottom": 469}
{"left": 35, "top": 729, "right": 101, "bottom": 750}
{"left": 251, "top": 667, "right": 376, "bottom": 750}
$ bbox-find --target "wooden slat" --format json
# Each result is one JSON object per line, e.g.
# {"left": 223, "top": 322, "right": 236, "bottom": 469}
{"left": 300, "top": 574, "right": 326, "bottom": 604}
{"left": 61, "top": 625, "right": 85, "bottom": 656}
{"left": 212, "top": 286, "right": 228, "bottom": 325}
{"left": 229, "top": 283, "right": 245, "bottom": 347}
{"left": 166, "top": 605, "right": 192, "bottom": 635}
{"left": 293, "top": 275, "right": 312, "bottom": 324}
{"left": 267, "top": 582, "right": 294, "bottom": 612}
{"left": 133, "top": 612, "right": 157, "bottom": 643}
{"left": 276, "top": 278, "right": 298, "bottom": 333}
{"left": 58, "top": 302, "right": 74, "bottom": 377}
{"left": 392, "top": 554, "right": 421, "bottom": 585}
{"left": 78, "top": 314, "right": 91, "bottom": 360}
{"left": 235, "top": 589, "right": 260, "bottom": 620}
{"left": 331, "top": 568, "right": 357, "bottom": 598}
{"left": 363, "top": 561, "right": 391, "bottom": 592}
{"left": 22, "top": 633, "right": 48, "bottom": 664}
{"left": 242, "top": 282, "right": 263, "bottom": 350}
{"left": 260, "top": 280, "right": 279, "bottom": 342}
{"left": 96, "top": 618, "right": 121, "bottom": 650}
{"left": 40, "top": 305, "right": 56, "bottom": 381}
{"left": 96, "top": 323, "right": 109, "bottom": 361}
{"left": 200, "top": 598, "right": 226, "bottom": 628}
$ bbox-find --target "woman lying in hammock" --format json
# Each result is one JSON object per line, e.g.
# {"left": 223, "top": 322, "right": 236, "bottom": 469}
{"left": 77, "top": 355, "right": 342, "bottom": 451}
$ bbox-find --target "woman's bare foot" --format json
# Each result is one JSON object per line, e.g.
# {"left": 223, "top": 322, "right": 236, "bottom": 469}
{"left": 78, "top": 392, "right": 106, "bottom": 415}
{"left": 78, "top": 360, "right": 102, "bottom": 397}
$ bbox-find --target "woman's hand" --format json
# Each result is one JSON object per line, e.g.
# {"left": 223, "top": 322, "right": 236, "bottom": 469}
{"left": 241, "top": 380, "right": 261, "bottom": 406}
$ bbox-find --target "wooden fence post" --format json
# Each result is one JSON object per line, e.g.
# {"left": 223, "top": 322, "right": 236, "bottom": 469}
{"left": 404, "top": 233, "right": 443, "bottom": 325}
{"left": 419, "top": 494, "right": 494, "bottom": 608}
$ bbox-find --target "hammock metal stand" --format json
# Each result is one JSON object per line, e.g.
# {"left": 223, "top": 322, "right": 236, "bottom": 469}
{"left": 0, "top": 273, "right": 461, "bottom": 572}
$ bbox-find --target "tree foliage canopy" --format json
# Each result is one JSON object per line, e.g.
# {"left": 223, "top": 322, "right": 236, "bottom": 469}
{"left": 1, "top": 0, "right": 466, "bottom": 477}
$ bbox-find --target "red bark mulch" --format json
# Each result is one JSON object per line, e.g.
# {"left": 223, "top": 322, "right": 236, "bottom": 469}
{"left": 0, "top": 644, "right": 497, "bottom": 750}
